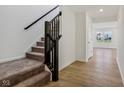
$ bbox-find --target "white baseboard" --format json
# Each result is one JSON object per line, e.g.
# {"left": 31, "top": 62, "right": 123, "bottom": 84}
{"left": 94, "top": 47, "right": 117, "bottom": 49}
{"left": 0, "top": 55, "right": 25, "bottom": 64}
{"left": 59, "top": 59, "right": 87, "bottom": 71}
{"left": 59, "top": 59, "right": 76, "bottom": 71}
{"left": 59, "top": 62, "right": 71, "bottom": 71}
{"left": 76, "top": 58, "right": 88, "bottom": 62}
{"left": 116, "top": 57, "right": 124, "bottom": 85}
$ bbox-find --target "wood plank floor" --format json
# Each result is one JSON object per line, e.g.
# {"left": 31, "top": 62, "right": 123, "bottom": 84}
{"left": 45, "top": 48, "right": 123, "bottom": 87}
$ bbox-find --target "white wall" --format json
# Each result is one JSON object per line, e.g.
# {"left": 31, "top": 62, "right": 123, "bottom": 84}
{"left": 0, "top": 5, "right": 77, "bottom": 71}
{"left": 75, "top": 12, "right": 87, "bottom": 62}
{"left": 93, "top": 22, "right": 118, "bottom": 48}
{"left": 75, "top": 12, "right": 93, "bottom": 62}
{"left": 0, "top": 5, "right": 59, "bottom": 63}
{"left": 117, "top": 6, "right": 124, "bottom": 84}
{"left": 59, "top": 7, "right": 93, "bottom": 70}
{"left": 59, "top": 6, "right": 76, "bottom": 70}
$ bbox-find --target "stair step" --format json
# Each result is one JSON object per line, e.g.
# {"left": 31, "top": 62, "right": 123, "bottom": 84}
{"left": 26, "top": 52, "right": 44, "bottom": 62}
{"left": 14, "top": 71, "right": 50, "bottom": 87}
{"left": 32, "top": 46, "right": 44, "bottom": 53}
{"left": 37, "top": 41, "right": 44, "bottom": 46}
{"left": 41, "top": 37, "right": 44, "bottom": 41}
{"left": 0, "top": 58, "right": 44, "bottom": 87}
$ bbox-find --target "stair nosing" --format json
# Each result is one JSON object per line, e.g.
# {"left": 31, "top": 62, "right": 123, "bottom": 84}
{"left": 0, "top": 58, "right": 44, "bottom": 84}
{"left": 32, "top": 46, "right": 44, "bottom": 49}
{"left": 37, "top": 41, "right": 44, "bottom": 43}
{"left": 26, "top": 52, "right": 44, "bottom": 56}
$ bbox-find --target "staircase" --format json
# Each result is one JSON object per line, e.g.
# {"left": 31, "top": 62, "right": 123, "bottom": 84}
{"left": 0, "top": 5, "right": 61, "bottom": 87}
{"left": 0, "top": 37, "right": 50, "bottom": 87}
{"left": 26, "top": 38, "right": 45, "bottom": 62}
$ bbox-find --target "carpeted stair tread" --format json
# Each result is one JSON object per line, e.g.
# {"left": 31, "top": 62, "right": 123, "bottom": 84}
{"left": 37, "top": 41, "right": 44, "bottom": 46}
{"left": 26, "top": 52, "right": 44, "bottom": 61}
{"left": 0, "top": 58, "right": 44, "bottom": 86}
{"left": 14, "top": 71, "right": 50, "bottom": 87}
{"left": 32, "top": 46, "right": 44, "bottom": 49}
{"left": 32, "top": 46, "right": 44, "bottom": 53}
{"left": 27, "top": 52, "right": 44, "bottom": 56}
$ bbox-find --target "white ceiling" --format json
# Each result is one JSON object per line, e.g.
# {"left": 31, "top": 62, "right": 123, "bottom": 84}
{"left": 68, "top": 5, "right": 120, "bottom": 22}
{"left": 93, "top": 22, "right": 117, "bottom": 30}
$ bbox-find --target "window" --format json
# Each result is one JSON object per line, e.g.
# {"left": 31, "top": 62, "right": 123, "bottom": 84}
{"left": 96, "top": 31, "right": 112, "bottom": 42}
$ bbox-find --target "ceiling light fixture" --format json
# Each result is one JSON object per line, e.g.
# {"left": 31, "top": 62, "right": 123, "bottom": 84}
{"left": 99, "top": 8, "right": 103, "bottom": 12}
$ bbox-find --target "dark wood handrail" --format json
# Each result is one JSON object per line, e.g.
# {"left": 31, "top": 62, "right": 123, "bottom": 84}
{"left": 24, "top": 5, "right": 59, "bottom": 30}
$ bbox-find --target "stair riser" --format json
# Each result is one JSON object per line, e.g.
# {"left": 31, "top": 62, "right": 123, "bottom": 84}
{"left": 26, "top": 53, "right": 44, "bottom": 62}
{"left": 37, "top": 42, "right": 44, "bottom": 47}
{"left": 14, "top": 72, "right": 50, "bottom": 87}
{"left": 0, "top": 65, "right": 44, "bottom": 87}
{"left": 32, "top": 47, "right": 44, "bottom": 53}
{"left": 41, "top": 38, "right": 44, "bottom": 41}
{"left": 28, "top": 74, "right": 50, "bottom": 87}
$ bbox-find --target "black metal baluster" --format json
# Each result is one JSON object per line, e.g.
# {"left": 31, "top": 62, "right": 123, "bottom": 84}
{"left": 57, "top": 16, "right": 59, "bottom": 38}
{"left": 52, "top": 40, "right": 59, "bottom": 81}
{"left": 45, "top": 12, "right": 62, "bottom": 81}
{"left": 51, "top": 21, "right": 54, "bottom": 70}
{"left": 58, "top": 16, "right": 60, "bottom": 38}
{"left": 53, "top": 20, "right": 55, "bottom": 40}
{"left": 55, "top": 17, "right": 58, "bottom": 39}
{"left": 50, "top": 23, "right": 52, "bottom": 67}
{"left": 55, "top": 18, "right": 57, "bottom": 39}
{"left": 45, "top": 21, "right": 49, "bottom": 65}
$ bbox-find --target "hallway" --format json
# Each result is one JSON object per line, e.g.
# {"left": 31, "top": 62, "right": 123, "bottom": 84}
{"left": 46, "top": 48, "right": 123, "bottom": 87}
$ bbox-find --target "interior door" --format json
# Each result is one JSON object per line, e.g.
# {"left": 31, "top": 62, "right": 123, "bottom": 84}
{"left": 88, "top": 23, "right": 93, "bottom": 59}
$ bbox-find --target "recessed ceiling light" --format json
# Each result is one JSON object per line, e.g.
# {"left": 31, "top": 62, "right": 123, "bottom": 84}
{"left": 99, "top": 8, "right": 103, "bottom": 12}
